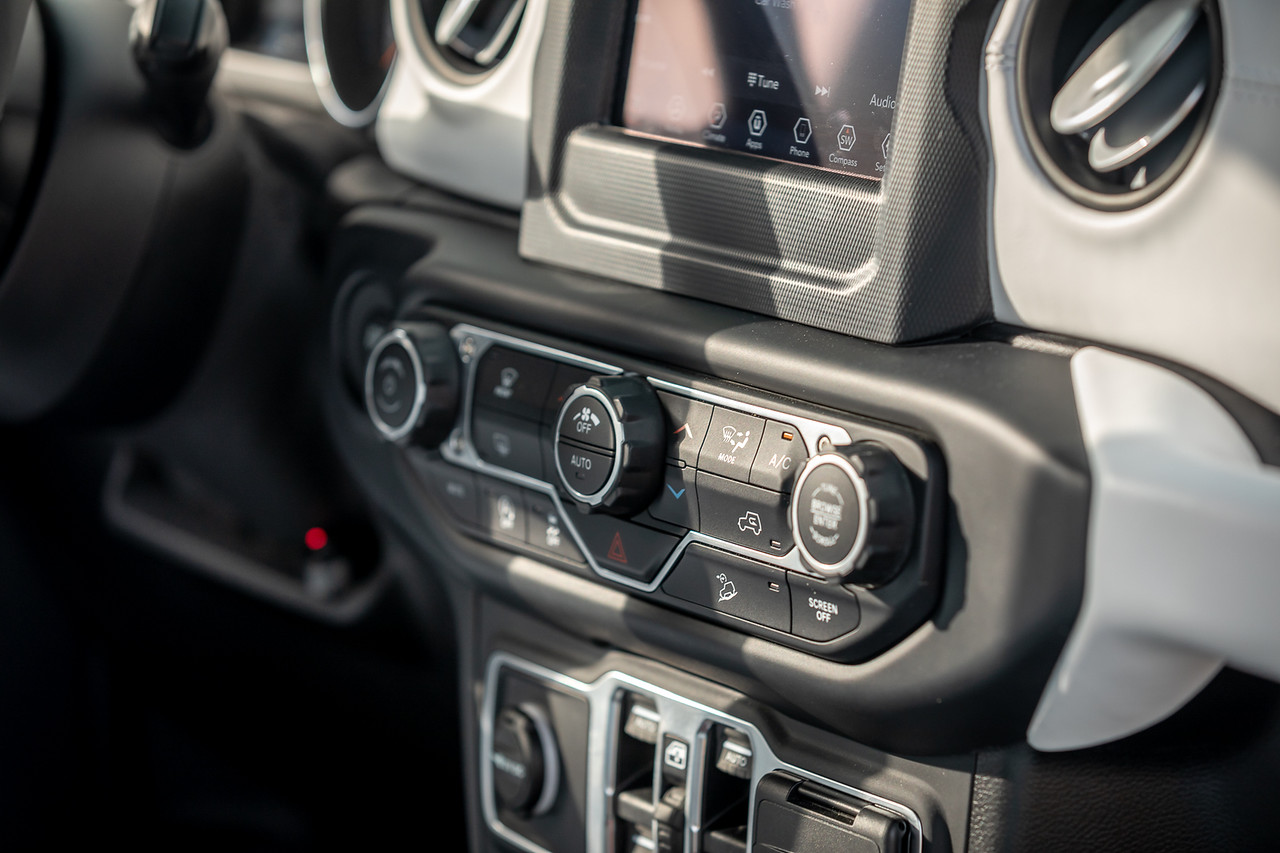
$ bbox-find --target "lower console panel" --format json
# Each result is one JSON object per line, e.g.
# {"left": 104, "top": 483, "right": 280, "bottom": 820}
{"left": 479, "top": 649, "right": 964, "bottom": 853}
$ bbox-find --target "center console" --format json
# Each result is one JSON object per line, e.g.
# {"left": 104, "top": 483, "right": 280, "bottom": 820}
{"left": 321, "top": 0, "right": 1107, "bottom": 850}
{"left": 323, "top": 205, "right": 1089, "bottom": 853}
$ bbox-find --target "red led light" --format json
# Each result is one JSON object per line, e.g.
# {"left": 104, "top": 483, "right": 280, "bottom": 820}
{"left": 304, "top": 527, "right": 329, "bottom": 552}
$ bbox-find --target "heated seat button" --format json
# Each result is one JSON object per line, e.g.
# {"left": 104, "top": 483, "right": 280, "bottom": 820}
{"left": 657, "top": 391, "right": 715, "bottom": 465}
{"left": 699, "top": 407, "right": 765, "bottom": 481}
{"left": 697, "top": 472, "right": 794, "bottom": 555}
{"left": 557, "top": 393, "right": 615, "bottom": 450}
{"left": 474, "top": 347, "right": 557, "bottom": 421}
{"left": 524, "top": 491, "right": 584, "bottom": 563}
{"left": 662, "top": 545, "right": 791, "bottom": 631}
{"left": 556, "top": 443, "right": 613, "bottom": 496}
{"left": 481, "top": 481, "right": 528, "bottom": 544}
{"left": 750, "top": 421, "right": 808, "bottom": 493}
{"left": 474, "top": 410, "right": 544, "bottom": 479}
{"left": 786, "top": 574, "right": 861, "bottom": 642}
{"left": 648, "top": 465, "right": 698, "bottom": 529}
{"left": 574, "top": 514, "right": 680, "bottom": 582}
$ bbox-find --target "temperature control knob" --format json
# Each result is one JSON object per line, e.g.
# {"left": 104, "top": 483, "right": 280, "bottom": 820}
{"left": 554, "top": 375, "right": 664, "bottom": 515}
{"left": 790, "top": 442, "right": 915, "bottom": 585}
{"left": 364, "top": 322, "right": 459, "bottom": 446}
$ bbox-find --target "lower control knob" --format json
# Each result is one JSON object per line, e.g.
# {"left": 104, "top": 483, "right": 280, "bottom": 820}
{"left": 364, "top": 322, "right": 459, "bottom": 446}
{"left": 790, "top": 442, "right": 915, "bottom": 585}
{"left": 491, "top": 705, "right": 560, "bottom": 817}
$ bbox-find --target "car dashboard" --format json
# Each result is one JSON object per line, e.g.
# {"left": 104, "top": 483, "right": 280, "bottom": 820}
{"left": 1, "top": 0, "right": 1279, "bottom": 850}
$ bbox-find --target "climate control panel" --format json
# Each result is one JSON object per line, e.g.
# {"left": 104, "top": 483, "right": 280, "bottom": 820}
{"left": 362, "top": 320, "right": 944, "bottom": 662}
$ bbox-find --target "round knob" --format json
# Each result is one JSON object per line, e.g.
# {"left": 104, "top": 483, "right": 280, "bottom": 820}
{"left": 491, "top": 705, "right": 559, "bottom": 817}
{"left": 790, "top": 442, "right": 915, "bottom": 585}
{"left": 364, "top": 322, "right": 459, "bottom": 446}
{"left": 553, "top": 374, "right": 664, "bottom": 515}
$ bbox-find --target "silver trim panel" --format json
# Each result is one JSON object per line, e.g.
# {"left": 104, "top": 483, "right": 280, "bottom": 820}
{"left": 440, "top": 324, "right": 851, "bottom": 593}
{"left": 480, "top": 652, "right": 923, "bottom": 853}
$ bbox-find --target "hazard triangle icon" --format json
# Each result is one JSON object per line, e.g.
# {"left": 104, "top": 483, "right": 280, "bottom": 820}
{"left": 607, "top": 531, "right": 629, "bottom": 564}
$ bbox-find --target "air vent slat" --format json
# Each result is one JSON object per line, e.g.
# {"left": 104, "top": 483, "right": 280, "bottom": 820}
{"left": 1087, "top": 24, "right": 1210, "bottom": 172}
{"left": 431, "top": 0, "right": 525, "bottom": 70}
{"left": 1023, "top": 0, "right": 1218, "bottom": 206}
{"left": 1050, "top": 0, "right": 1203, "bottom": 135}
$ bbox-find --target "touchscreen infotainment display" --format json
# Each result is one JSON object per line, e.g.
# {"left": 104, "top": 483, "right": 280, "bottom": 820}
{"left": 619, "top": 0, "right": 912, "bottom": 181}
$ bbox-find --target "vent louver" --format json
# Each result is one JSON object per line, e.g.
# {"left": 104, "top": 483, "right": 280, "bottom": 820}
{"left": 1020, "top": 0, "right": 1220, "bottom": 208}
{"left": 424, "top": 0, "right": 526, "bottom": 74}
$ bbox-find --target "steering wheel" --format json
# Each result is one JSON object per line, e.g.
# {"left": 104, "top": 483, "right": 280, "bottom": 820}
{"left": 0, "top": 0, "right": 32, "bottom": 116}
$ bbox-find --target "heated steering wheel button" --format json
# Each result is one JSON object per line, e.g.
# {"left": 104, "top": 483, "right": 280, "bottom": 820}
{"left": 557, "top": 443, "right": 614, "bottom": 496}
{"left": 557, "top": 395, "right": 614, "bottom": 450}
{"left": 662, "top": 545, "right": 790, "bottom": 631}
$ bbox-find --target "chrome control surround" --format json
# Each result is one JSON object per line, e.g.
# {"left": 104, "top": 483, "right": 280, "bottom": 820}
{"left": 480, "top": 652, "right": 923, "bottom": 853}
{"left": 440, "top": 324, "right": 854, "bottom": 592}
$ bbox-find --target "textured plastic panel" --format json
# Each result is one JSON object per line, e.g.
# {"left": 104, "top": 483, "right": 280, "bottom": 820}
{"left": 520, "top": 0, "right": 997, "bottom": 344}
{"left": 985, "top": 0, "right": 1280, "bottom": 414}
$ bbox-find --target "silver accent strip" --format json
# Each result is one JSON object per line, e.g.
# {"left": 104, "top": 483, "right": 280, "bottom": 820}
{"left": 303, "top": 0, "right": 394, "bottom": 128}
{"left": 481, "top": 653, "right": 923, "bottom": 853}
{"left": 788, "top": 453, "right": 872, "bottom": 580}
{"left": 553, "top": 385, "right": 624, "bottom": 506}
{"left": 439, "top": 325, "right": 850, "bottom": 592}
{"left": 365, "top": 329, "right": 426, "bottom": 443}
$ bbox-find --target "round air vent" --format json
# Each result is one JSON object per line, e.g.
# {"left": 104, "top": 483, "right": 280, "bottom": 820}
{"left": 1019, "top": 0, "right": 1222, "bottom": 209}
{"left": 409, "top": 0, "right": 527, "bottom": 81}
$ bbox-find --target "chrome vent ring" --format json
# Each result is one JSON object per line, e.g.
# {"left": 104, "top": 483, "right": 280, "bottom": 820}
{"left": 1019, "top": 0, "right": 1221, "bottom": 209}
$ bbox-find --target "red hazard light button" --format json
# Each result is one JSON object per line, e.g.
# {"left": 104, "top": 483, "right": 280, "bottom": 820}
{"left": 572, "top": 514, "right": 680, "bottom": 583}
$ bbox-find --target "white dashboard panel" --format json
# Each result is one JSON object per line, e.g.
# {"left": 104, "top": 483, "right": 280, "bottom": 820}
{"left": 376, "top": 0, "right": 549, "bottom": 210}
{"left": 1029, "top": 348, "right": 1280, "bottom": 751}
{"left": 985, "top": 0, "right": 1280, "bottom": 415}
